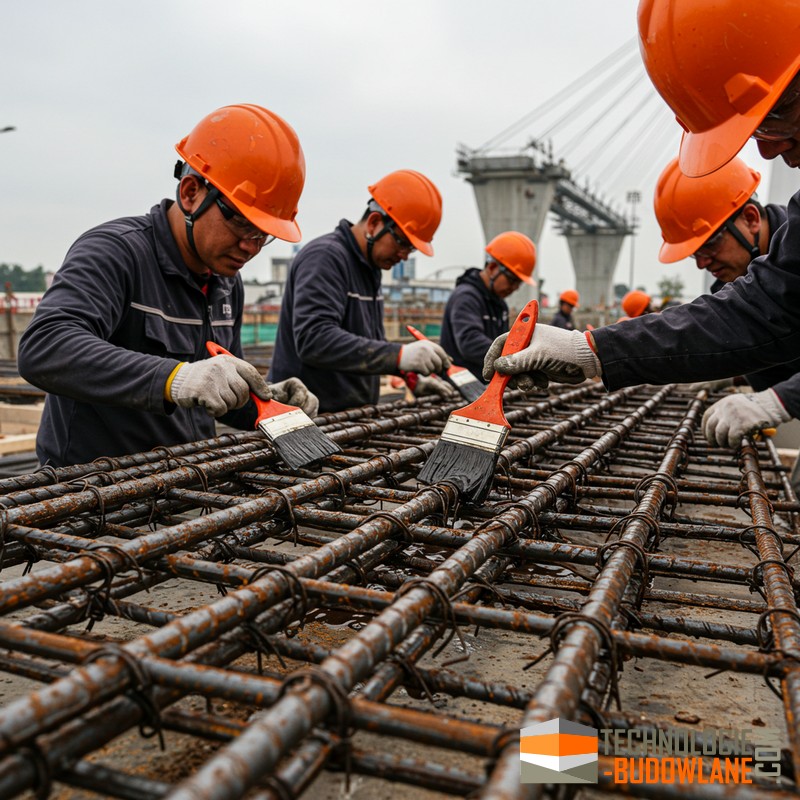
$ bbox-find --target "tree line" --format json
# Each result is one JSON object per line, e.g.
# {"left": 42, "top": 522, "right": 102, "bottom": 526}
{"left": 0, "top": 264, "right": 47, "bottom": 292}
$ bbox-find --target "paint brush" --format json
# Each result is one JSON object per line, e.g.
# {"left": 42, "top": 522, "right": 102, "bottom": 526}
{"left": 405, "top": 325, "right": 484, "bottom": 403}
{"left": 205, "top": 342, "right": 340, "bottom": 468}
{"left": 417, "top": 300, "right": 538, "bottom": 502}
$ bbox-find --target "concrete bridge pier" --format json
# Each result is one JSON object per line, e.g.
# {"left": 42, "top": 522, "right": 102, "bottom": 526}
{"left": 564, "top": 230, "right": 626, "bottom": 310}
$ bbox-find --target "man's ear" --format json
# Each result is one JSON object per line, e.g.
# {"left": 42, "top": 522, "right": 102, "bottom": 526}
{"left": 742, "top": 203, "right": 763, "bottom": 233}
{"left": 178, "top": 175, "right": 204, "bottom": 211}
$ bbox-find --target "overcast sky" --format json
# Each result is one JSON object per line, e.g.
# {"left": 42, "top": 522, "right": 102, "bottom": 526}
{"left": 3, "top": 0, "right": 775, "bottom": 301}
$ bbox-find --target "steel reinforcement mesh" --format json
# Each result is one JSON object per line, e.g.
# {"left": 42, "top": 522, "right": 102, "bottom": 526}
{"left": 0, "top": 384, "right": 798, "bottom": 798}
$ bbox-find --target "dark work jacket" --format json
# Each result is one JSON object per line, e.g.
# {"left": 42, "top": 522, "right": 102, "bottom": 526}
{"left": 593, "top": 191, "right": 800, "bottom": 419}
{"left": 551, "top": 309, "right": 575, "bottom": 330}
{"left": 269, "top": 219, "right": 401, "bottom": 412}
{"left": 439, "top": 268, "right": 509, "bottom": 382}
{"left": 17, "top": 200, "right": 255, "bottom": 467}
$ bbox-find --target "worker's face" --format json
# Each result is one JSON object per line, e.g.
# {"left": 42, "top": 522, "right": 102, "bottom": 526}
{"left": 366, "top": 212, "right": 415, "bottom": 271}
{"left": 490, "top": 263, "right": 522, "bottom": 299}
{"left": 181, "top": 178, "right": 271, "bottom": 277}
{"left": 691, "top": 206, "right": 760, "bottom": 284}
{"left": 752, "top": 73, "right": 800, "bottom": 168}
{"left": 560, "top": 301, "right": 574, "bottom": 315}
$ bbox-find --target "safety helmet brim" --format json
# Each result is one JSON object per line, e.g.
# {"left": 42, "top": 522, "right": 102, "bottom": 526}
{"left": 678, "top": 65, "right": 800, "bottom": 178}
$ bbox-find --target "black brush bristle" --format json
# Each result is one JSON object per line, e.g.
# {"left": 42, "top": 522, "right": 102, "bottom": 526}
{"left": 417, "top": 439, "right": 498, "bottom": 503}
{"left": 444, "top": 372, "right": 484, "bottom": 403}
{"left": 271, "top": 426, "right": 341, "bottom": 469}
{"left": 456, "top": 379, "right": 484, "bottom": 403}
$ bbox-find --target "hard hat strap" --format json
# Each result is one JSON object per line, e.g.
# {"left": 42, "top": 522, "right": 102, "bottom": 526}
{"left": 724, "top": 217, "right": 760, "bottom": 260}
{"left": 174, "top": 177, "right": 219, "bottom": 258}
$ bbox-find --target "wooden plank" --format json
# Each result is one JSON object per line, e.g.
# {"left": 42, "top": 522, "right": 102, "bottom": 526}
{"left": 0, "top": 433, "right": 36, "bottom": 455}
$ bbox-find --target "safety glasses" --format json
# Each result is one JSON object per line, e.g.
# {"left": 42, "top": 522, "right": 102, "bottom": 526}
{"left": 209, "top": 185, "right": 275, "bottom": 245}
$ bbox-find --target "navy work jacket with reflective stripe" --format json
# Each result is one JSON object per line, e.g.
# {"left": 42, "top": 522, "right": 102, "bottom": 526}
{"left": 17, "top": 200, "right": 254, "bottom": 466}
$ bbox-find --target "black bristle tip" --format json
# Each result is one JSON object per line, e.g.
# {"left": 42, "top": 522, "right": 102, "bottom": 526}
{"left": 445, "top": 374, "right": 485, "bottom": 404}
{"left": 271, "top": 426, "right": 341, "bottom": 469}
{"left": 417, "top": 439, "right": 498, "bottom": 503}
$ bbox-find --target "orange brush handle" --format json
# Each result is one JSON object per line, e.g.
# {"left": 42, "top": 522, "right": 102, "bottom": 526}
{"left": 205, "top": 341, "right": 293, "bottom": 420}
{"left": 454, "top": 300, "right": 539, "bottom": 426}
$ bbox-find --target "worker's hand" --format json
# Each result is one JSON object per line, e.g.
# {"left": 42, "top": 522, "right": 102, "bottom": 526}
{"left": 681, "top": 377, "right": 736, "bottom": 393}
{"left": 398, "top": 340, "right": 451, "bottom": 375}
{"left": 270, "top": 378, "right": 319, "bottom": 417}
{"left": 702, "top": 389, "right": 791, "bottom": 449}
{"left": 411, "top": 374, "right": 458, "bottom": 400}
{"left": 483, "top": 325, "right": 601, "bottom": 390}
{"left": 168, "top": 355, "right": 271, "bottom": 417}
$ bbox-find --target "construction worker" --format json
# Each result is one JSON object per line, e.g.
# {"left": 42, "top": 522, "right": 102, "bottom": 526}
{"left": 483, "top": 0, "right": 800, "bottom": 451}
{"left": 439, "top": 231, "right": 536, "bottom": 382}
{"left": 17, "top": 104, "right": 317, "bottom": 467}
{"left": 620, "top": 290, "right": 653, "bottom": 320}
{"left": 551, "top": 290, "right": 579, "bottom": 330}
{"left": 270, "top": 170, "right": 452, "bottom": 413}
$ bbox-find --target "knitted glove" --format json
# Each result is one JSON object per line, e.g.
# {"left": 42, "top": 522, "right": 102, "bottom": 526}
{"left": 682, "top": 377, "right": 736, "bottom": 393}
{"left": 702, "top": 389, "right": 791, "bottom": 449}
{"left": 168, "top": 355, "right": 270, "bottom": 417}
{"left": 410, "top": 374, "right": 458, "bottom": 399}
{"left": 270, "top": 378, "right": 319, "bottom": 417}
{"left": 398, "top": 339, "right": 451, "bottom": 375}
{"left": 483, "top": 325, "right": 601, "bottom": 390}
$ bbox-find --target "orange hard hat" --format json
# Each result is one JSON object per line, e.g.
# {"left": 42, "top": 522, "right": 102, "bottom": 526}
{"left": 368, "top": 170, "right": 442, "bottom": 256}
{"left": 175, "top": 104, "right": 305, "bottom": 242}
{"left": 654, "top": 157, "right": 761, "bottom": 263}
{"left": 485, "top": 231, "right": 537, "bottom": 285}
{"left": 621, "top": 290, "right": 652, "bottom": 318}
{"left": 638, "top": 0, "right": 800, "bottom": 177}
{"left": 560, "top": 290, "right": 579, "bottom": 308}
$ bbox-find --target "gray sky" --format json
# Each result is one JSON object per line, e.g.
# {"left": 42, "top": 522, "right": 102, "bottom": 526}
{"left": 2, "top": 0, "right": 773, "bottom": 301}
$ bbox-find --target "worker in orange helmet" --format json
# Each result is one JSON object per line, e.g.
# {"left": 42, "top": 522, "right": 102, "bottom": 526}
{"left": 18, "top": 104, "right": 316, "bottom": 467}
{"left": 654, "top": 155, "right": 800, "bottom": 448}
{"left": 620, "top": 290, "right": 653, "bottom": 320}
{"left": 484, "top": 0, "right": 800, "bottom": 453}
{"left": 270, "top": 170, "right": 453, "bottom": 412}
{"left": 438, "top": 231, "right": 536, "bottom": 383}
{"left": 551, "top": 289, "right": 579, "bottom": 330}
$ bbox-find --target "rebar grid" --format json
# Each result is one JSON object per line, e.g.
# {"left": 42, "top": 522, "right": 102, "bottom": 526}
{"left": 0, "top": 385, "right": 796, "bottom": 798}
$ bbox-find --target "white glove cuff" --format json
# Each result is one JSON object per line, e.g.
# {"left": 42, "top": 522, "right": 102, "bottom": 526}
{"left": 572, "top": 331, "right": 601, "bottom": 379}
{"left": 757, "top": 389, "right": 792, "bottom": 424}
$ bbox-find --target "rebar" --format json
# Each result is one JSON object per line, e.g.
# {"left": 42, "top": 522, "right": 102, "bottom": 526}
{"left": 0, "top": 384, "right": 794, "bottom": 798}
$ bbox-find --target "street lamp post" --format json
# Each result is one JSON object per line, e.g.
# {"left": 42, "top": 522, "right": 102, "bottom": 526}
{"left": 626, "top": 190, "right": 641, "bottom": 291}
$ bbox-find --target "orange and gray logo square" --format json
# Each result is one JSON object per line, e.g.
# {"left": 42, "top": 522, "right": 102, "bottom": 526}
{"left": 520, "top": 718, "right": 598, "bottom": 784}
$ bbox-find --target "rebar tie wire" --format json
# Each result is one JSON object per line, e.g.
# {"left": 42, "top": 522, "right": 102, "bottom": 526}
{"left": 247, "top": 565, "right": 309, "bottom": 637}
{"left": 605, "top": 510, "right": 661, "bottom": 550}
{"left": 361, "top": 511, "right": 413, "bottom": 544}
{"left": 596, "top": 539, "right": 651, "bottom": 607}
{"left": 82, "top": 645, "right": 165, "bottom": 750}
{"left": 756, "top": 607, "right": 800, "bottom": 699}
{"left": 17, "top": 743, "right": 51, "bottom": 800}
{"left": 738, "top": 523, "right": 780, "bottom": 558}
{"left": 386, "top": 651, "right": 438, "bottom": 705}
{"left": 490, "top": 500, "right": 540, "bottom": 539}
{"left": 396, "top": 577, "right": 470, "bottom": 667}
{"left": 634, "top": 472, "right": 679, "bottom": 520}
{"left": 257, "top": 488, "right": 299, "bottom": 545}
{"left": 79, "top": 544, "right": 143, "bottom": 630}
{"left": 749, "top": 558, "right": 797, "bottom": 601}
{"left": 278, "top": 666, "right": 354, "bottom": 790}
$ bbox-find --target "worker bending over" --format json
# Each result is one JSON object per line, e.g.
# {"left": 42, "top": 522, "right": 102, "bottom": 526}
{"left": 439, "top": 231, "right": 536, "bottom": 382}
{"left": 654, "top": 155, "right": 800, "bottom": 449}
{"left": 18, "top": 105, "right": 317, "bottom": 467}
{"left": 270, "top": 170, "right": 451, "bottom": 413}
{"left": 483, "top": 0, "right": 800, "bottom": 453}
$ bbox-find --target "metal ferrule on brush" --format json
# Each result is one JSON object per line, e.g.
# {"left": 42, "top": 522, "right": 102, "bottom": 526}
{"left": 257, "top": 408, "right": 312, "bottom": 440}
{"left": 439, "top": 415, "right": 509, "bottom": 454}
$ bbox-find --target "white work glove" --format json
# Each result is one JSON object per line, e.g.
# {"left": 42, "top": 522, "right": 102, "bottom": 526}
{"left": 702, "top": 388, "right": 791, "bottom": 449}
{"left": 411, "top": 374, "right": 458, "bottom": 400}
{"left": 169, "top": 355, "right": 271, "bottom": 417}
{"left": 482, "top": 324, "right": 601, "bottom": 390}
{"left": 270, "top": 378, "right": 320, "bottom": 417}
{"left": 682, "top": 377, "right": 736, "bottom": 393}
{"left": 398, "top": 340, "right": 451, "bottom": 375}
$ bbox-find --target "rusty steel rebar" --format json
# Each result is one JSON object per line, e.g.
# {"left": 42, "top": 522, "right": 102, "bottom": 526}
{"left": 0, "top": 383, "right": 795, "bottom": 798}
